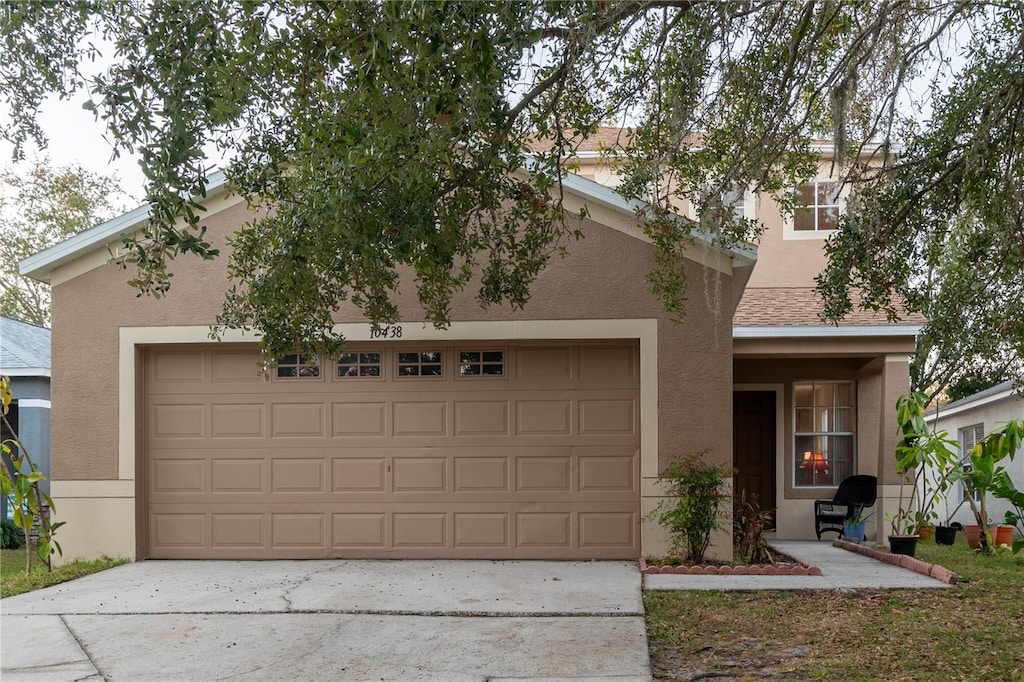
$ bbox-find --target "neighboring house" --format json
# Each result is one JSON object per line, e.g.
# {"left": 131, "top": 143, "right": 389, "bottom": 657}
{"left": 925, "top": 382, "right": 1024, "bottom": 528}
{"left": 19, "top": 132, "right": 919, "bottom": 562}
{"left": 0, "top": 316, "right": 52, "bottom": 522}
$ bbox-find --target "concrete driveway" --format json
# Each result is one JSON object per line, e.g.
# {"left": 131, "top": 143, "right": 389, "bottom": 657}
{"left": 1, "top": 560, "right": 650, "bottom": 681}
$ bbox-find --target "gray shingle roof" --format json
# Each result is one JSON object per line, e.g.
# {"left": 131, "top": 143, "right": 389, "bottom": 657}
{"left": 935, "top": 381, "right": 1016, "bottom": 413}
{"left": 734, "top": 287, "right": 927, "bottom": 327}
{"left": 0, "top": 316, "right": 51, "bottom": 373}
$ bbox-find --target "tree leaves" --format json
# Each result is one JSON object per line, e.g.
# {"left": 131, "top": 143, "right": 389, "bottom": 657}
{"left": 2, "top": 1, "right": 1022, "bottom": 382}
{"left": 0, "top": 159, "right": 129, "bottom": 326}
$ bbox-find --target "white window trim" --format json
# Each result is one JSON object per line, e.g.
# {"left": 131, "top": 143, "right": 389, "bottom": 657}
{"left": 783, "top": 172, "right": 848, "bottom": 241}
{"left": 686, "top": 184, "right": 756, "bottom": 224}
{"left": 792, "top": 380, "right": 857, "bottom": 489}
{"left": 958, "top": 423, "right": 985, "bottom": 502}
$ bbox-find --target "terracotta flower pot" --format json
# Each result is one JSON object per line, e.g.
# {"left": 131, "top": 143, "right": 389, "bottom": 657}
{"left": 917, "top": 524, "right": 935, "bottom": 542}
{"left": 994, "top": 525, "right": 1014, "bottom": 547}
{"left": 965, "top": 524, "right": 1000, "bottom": 549}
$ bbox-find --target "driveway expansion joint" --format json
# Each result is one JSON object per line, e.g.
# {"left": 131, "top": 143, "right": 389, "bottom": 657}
{"left": 31, "top": 608, "right": 645, "bottom": 618}
{"left": 59, "top": 614, "right": 109, "bottom": 682}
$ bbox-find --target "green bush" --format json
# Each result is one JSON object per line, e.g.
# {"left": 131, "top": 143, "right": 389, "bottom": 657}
{"left": 1, "top": 519, "right": 25, "bottom": 549}
{"left": 650, "top": 453, "right": 732, "bottom": 563}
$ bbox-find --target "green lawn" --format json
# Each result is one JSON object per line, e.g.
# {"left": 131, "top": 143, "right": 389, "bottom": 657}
{"left": 0, "top": 548, "right": 127, "bottom": 598}
{"left": 645, "top": 540, "right": 1024, "bottom": 681}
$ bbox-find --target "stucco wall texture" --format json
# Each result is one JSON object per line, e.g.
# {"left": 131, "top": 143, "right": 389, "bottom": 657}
{"left": 50, "top": 200, "right": 735, "bottom": 482}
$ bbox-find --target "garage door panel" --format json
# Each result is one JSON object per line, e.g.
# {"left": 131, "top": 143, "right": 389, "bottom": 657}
{"left": 393, "top": 513, "right": 447, "bottom": 547}
{"left": 151, "top": 458, "right": 205, "bottom": 494}
{"left": 578, "top": 345, "right": 637, "bottom": 387}
{"left": 516, "top": 512, "right": 572, "bottom": 547}
{"left": 579, "top": 399, "right": 636, "bottom": 435}
{"left": 454, "top": 400, "right": 509, "bottom": 436}
{"left": 211, "top": 513, "right": 265, "bottom": 548}
{"left": 516, "top": 399, "right": 571, "bottom": 435}
{"left": 453, "top": 457, "right": 509, "bottom": 491}
{"left": 152, "top": 351, "right": 206, "bottom": 384}
{"left": 271, "top": 513, "right": 326, "bottom": 548}
{"left": 454, "top": 512, "right": 509, "bottom": 547}
{"left": 271, "top": 403, "right": 325, "bottom": 438}
{"left": 332, "top": 458, "right": 388, "bottom": 491}
{"left": 145, "top": 342, "right": 640, "bottom": 559}
{"left": 516, "top": 456, "right": 571, "bottom": 491}
{"left": 151, "top": 512, "right": 206, "bottom": 549}
{"left": 332, "top": 402, "right": 387, "bottom": 436}
{"left": 211, "top": 458, "right": 264, "bottom": 493}
{"left": 150, "top": 404, "right": 206, "bottom": 439}
{"left": 211, "top": 404, "right": 266, "bottom": 438}
{"left": 579, "top": 512, "right": 636, "bottom": 547}
{"left": 210, "top": 350, "right": 264, "bottom": 382}
{"left": 271, "top": 458, "right": 326, "bottom": 492}
{"left": 392, "top": 457, "right": 447, "bottom": 491}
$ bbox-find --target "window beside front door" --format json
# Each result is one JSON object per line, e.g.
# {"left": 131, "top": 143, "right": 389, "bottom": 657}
{"left": 793, "top": 381, "right": 856, "bottom": 487}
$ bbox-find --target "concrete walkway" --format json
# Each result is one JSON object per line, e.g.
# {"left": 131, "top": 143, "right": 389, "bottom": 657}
{"left": 644, "top": 540, "right": 951, "bottom": 591}
{"left": 1, "top": 560, "right": 651, "bottom": 681}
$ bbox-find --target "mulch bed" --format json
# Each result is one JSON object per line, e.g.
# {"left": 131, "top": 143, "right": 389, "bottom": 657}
{"left": 640, "top": 550, "right": 822, "bottom": 576}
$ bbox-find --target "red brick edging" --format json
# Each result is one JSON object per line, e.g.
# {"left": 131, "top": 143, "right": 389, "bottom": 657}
{"left": 638, "top": 556, "right": 822, "bottom": 576}
{"left": 832, "top": 539, "right": 957, "bottom": 585}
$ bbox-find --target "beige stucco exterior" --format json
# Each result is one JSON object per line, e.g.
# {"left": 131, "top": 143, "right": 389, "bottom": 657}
{"left": 45, "top": 193, "right": 739, "bottom": 562}
{"left": 35, "top": 137, "right": 924, "bottom": 560}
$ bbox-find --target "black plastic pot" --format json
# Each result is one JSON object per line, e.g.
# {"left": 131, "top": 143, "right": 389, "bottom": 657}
{"left": 935, "top": 525, "right": 957, "bottom": 546}
{"left": 888, "top": 535, "right": 919, "bottom": 557}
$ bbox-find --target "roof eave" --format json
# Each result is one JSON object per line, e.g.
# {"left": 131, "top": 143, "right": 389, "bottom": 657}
{"left": 19, "top": 170, "right": 229, "bottom": 283}
{"left": 733, "top": 325, "right": 922, "bottom": 338}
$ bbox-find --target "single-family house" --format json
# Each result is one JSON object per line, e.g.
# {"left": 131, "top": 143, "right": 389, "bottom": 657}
{"left": 0, "top": 315, "right": 52, "bottom": 521}
{"left": 925, "top": 382, "right": 1024, "bottom": 528}
{"left": 20, "top": 132, "right": 920, "bottom": 561}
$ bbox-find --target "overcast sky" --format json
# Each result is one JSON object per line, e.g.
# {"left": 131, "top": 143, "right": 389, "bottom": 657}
{"left": 1, "top": 94, "right": 146, "bottom": 205}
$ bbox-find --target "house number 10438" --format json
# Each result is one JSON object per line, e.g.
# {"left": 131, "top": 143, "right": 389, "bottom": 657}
{"left": 370, "top": 325, "right": 403, "bottom": 339}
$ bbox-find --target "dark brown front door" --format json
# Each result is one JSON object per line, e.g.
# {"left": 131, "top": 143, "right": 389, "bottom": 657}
{"left": 733, "top": 391, "right": 776, "bottom": 524}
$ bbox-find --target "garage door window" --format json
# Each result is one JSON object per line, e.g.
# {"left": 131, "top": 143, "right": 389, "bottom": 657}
{"left": 276, "top": 354, "right": 320, "bottom": 379}
{"left": 398, "top": 351, "right": 444, "bottom": 377}
{"left": 459, "top": 350, "right": 504, "bottom": 377}
{"left": 337, "top": 352, "right": 382, "bottom": 378}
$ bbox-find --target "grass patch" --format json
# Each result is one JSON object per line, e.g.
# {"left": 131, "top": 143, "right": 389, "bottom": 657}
{"left": 645, "top": 539, "right": 1024, "bottom": 680}
{"left": 1, "top": 548, "right": 127, "bottom": 598}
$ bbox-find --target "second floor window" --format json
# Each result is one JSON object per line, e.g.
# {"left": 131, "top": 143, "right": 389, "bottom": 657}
{"left": 794, "top": 179, "right": 841, "bottom": 232}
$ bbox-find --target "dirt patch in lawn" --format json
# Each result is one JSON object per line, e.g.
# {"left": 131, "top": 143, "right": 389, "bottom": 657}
{"left": 644, "top": 542, "right": 1024, "bottom": 681}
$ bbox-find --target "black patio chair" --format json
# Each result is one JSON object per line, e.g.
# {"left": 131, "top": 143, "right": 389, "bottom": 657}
{"left": 814, "top": 474, "right": 877, "bottom": 540}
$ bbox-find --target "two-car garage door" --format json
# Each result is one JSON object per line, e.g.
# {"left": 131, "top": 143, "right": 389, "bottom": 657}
{"left": 144, "top": 341, "right": 640, "bottom": 559}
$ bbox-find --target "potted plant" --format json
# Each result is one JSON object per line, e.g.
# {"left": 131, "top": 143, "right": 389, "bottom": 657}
{"left": 887, "top": 392, "right": 959, "bottom": 557}
{"left": 990, "top": 465, "right": 1024, "bottom": 554}
{"left": 842, "top": 508, "right": 872, "bottom": 544}
{"left": 935, "top": 493, "right": 967, "bottom": 546}
{"left": 952, "top": 419, "right": 1024, "bottom": 553}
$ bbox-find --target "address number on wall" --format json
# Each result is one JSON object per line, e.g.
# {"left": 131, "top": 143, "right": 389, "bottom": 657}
{"left": 370, "top": 325, "right": 403, "bottom": 339}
